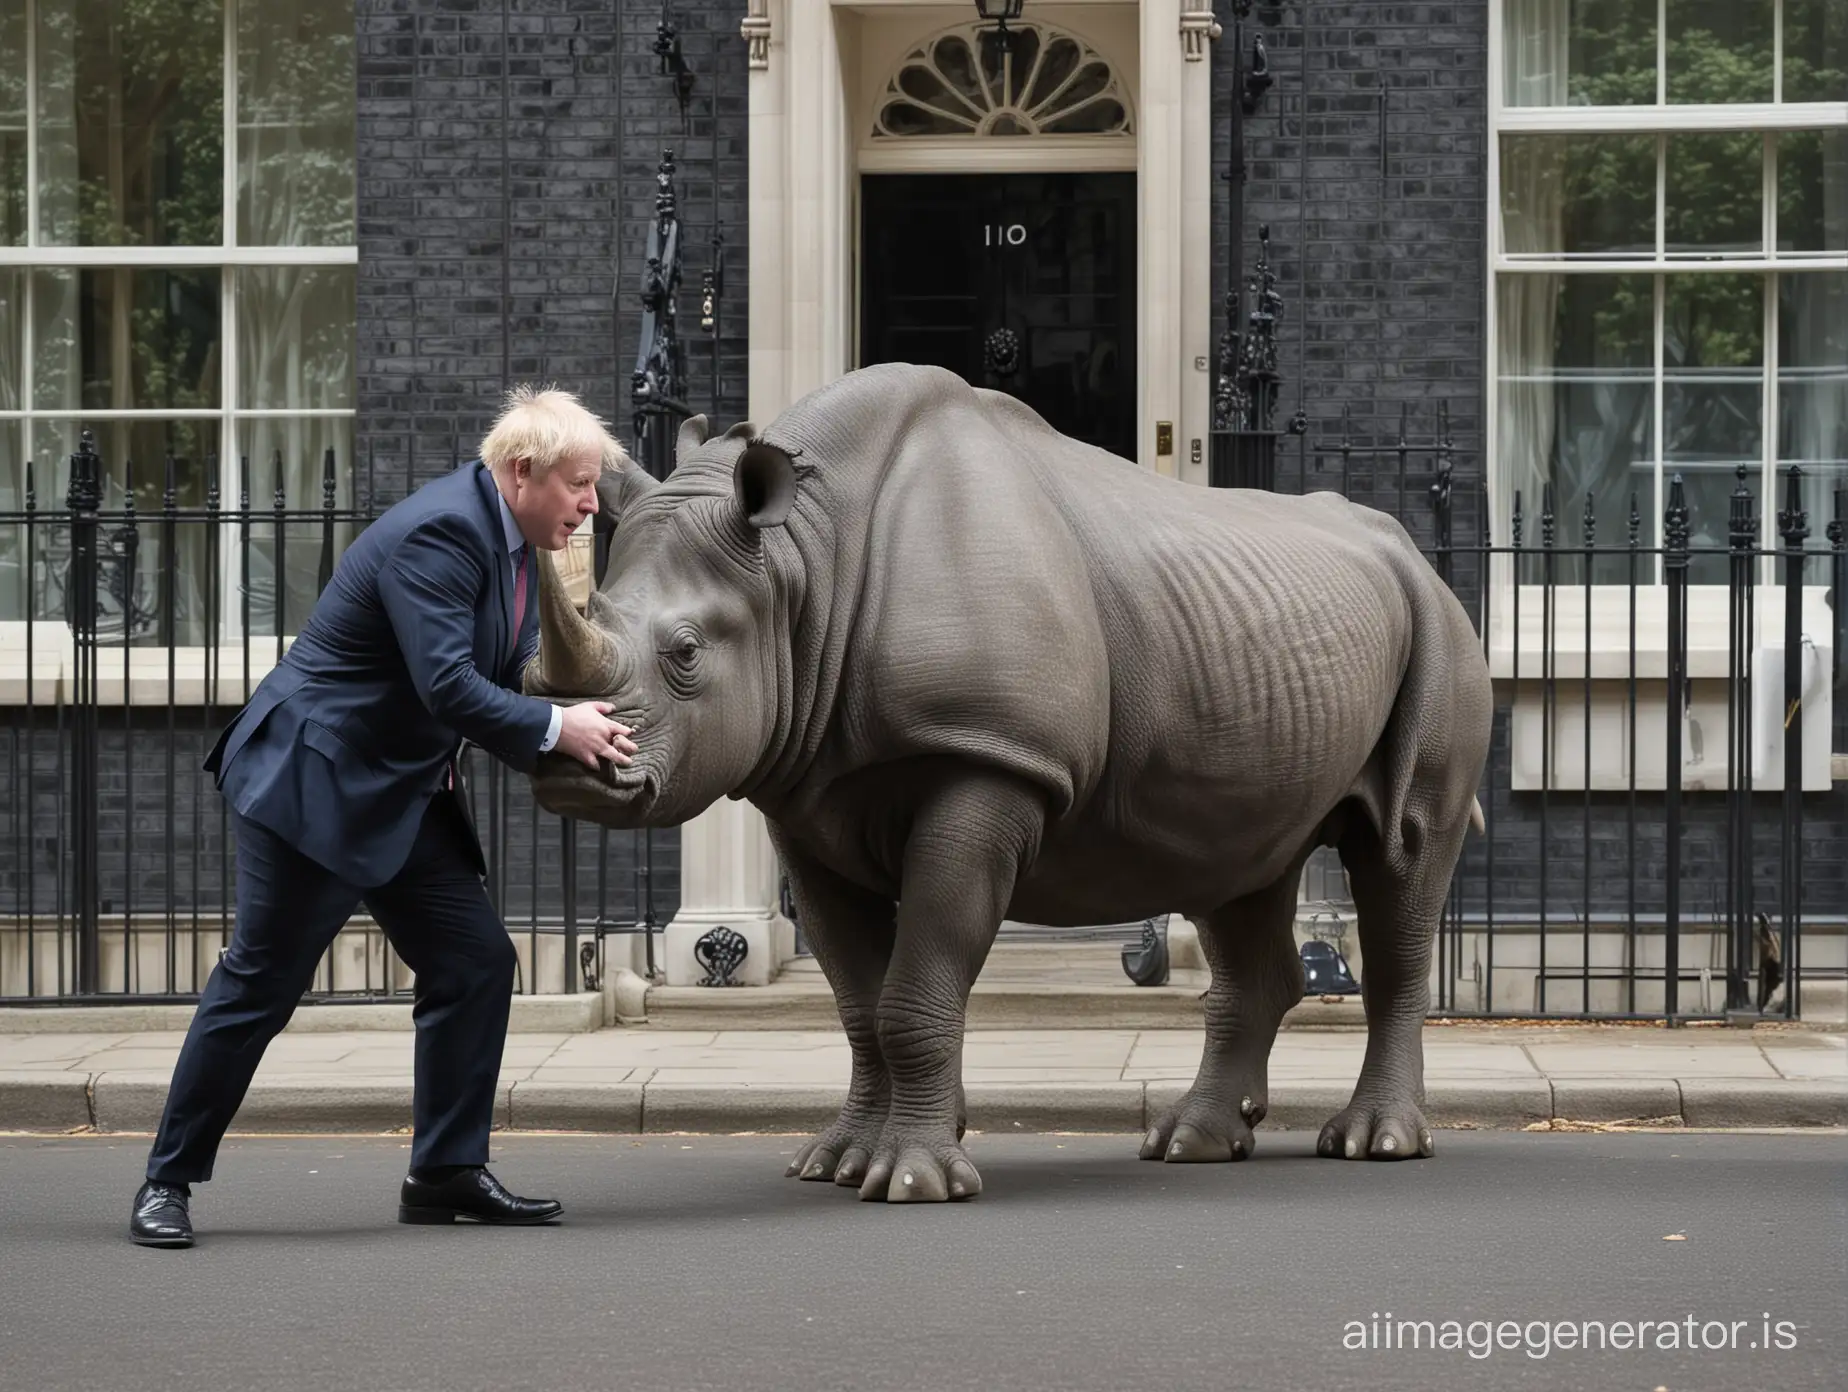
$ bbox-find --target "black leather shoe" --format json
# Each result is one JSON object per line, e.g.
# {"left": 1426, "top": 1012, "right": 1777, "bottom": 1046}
{"left": 130, "top": 1180, "right": 194, "bottom": 1248}
{"left": 397, "top": 1167, "right": 562, "bottom": 1226}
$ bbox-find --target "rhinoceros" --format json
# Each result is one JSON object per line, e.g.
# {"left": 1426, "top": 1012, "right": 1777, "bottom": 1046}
{"left": 525, "top": 362, "right": 1493, "bottom": 1202}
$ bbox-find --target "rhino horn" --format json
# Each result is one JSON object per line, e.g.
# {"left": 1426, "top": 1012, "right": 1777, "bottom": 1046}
{"left": 530, "top": 546, "right": 618, "bottom": 696}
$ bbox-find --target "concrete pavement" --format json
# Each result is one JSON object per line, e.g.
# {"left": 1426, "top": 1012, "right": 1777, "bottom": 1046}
{"left": 1, "top": 1022, "right": 1842, "bottom": 1137}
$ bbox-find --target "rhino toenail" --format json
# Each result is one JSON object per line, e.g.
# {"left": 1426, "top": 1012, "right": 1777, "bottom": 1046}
{"left": 1232, "top": 1139, "right": 1245, "bottom": 1156}
{"left": 901, "top": 1171, "right": 915, "bottom": 1187}
{"left": 1345, "top": 1138, "right": 1358, "bottom": 1158}
{"left": 1169, "top": 1140, "right": 1184, "bottom": 1157}
{"left": 1145, "top": 1128, "right": 1160, "bottom": 1149}
{"left": 1240, "top": 1097, "right": 1254, "bottom": 1118}
{"left": 1382, "top": 1135, "right": 1398, "bottom": 1153}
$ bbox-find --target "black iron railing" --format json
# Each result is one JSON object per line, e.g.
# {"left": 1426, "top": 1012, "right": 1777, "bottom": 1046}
{"left": 0, "top": 430, "right": 680, "bottom": 1006}
{"left": 3, "top": 414, "right": 1843, "bottom": 1018}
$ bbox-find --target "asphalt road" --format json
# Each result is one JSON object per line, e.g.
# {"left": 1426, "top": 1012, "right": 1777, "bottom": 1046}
{"left": 0, "top": 1130, "right": 1841, "bottom": 1392}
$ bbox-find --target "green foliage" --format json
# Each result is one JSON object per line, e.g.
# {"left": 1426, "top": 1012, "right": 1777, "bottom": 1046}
{"left": 1563, "top": 0, "right": 1658, "bottom": 107}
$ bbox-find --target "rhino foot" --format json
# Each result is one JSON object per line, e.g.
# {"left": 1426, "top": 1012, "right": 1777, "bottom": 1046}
{"left": 1316, "top": 1097, "right": 1434, "bottom": 1161}
{"left": 1139, "top": 1087, "right": 1263, "bottom": 1163}
{"left": 787, "top": 1106, "right": 888, "bottom": 1187}
{"left": 858, "top": 1130, "right": 982, "bottom": 1204}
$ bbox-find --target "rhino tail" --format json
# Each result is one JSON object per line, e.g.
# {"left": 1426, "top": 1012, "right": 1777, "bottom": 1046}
{"left": 1469, "top": 796, "right": 1485, "bottom": 838}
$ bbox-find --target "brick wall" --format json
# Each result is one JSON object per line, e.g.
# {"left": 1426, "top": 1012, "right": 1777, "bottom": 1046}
{"left": 355, "top": 0, "right": 749, "bottom": 496}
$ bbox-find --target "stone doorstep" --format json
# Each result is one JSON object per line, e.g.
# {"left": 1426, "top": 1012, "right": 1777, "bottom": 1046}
{"left": 0, "top": 992, "right": 606, "bottom": 1037}
{"left": 5, "top": 1075, "right": 1842, "bottom": 1138}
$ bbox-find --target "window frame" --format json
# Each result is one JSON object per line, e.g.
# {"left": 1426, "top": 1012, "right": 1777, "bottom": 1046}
{"left": 0, "top": 0, "right": 357, "bottom": 678}
{"left": 1486, "top": 0, "right": 1848, "bottom": 583}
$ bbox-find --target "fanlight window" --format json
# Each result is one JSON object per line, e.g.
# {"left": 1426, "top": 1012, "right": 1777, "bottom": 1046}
{"left": 872, "top": 24, "right": 1133, "bottom": 140}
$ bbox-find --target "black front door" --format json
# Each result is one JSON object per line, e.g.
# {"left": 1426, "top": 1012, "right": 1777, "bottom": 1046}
{"left": 859, "top": 172, "right": 1137, "bottom": 461}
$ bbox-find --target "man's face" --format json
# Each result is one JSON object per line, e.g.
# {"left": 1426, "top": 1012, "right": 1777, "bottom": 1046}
{"left": 508, "top": 446, "right": 600, "bottom": 550}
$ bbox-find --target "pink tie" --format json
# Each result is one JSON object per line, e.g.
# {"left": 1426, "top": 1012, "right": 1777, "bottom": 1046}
{"left": 512, "top": 544, "right": 529, "bottom": 631}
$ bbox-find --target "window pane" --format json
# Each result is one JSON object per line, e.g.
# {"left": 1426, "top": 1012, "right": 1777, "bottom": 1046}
{"left": 237, "top": 0, "right": 357, "bottom": 247}
{"left": 236, "top": 417, "right": 356, "bottom": 638}
{"left": 1665, "top": 132, "right": 1763, "bottom": 256}
{"left": 1498, "top": 273, "right": 1654, "bottom": 582}
{"left": 1783, "top": 0, "right": 1848, "bottom": 104}
{"left": 0, "top": 268, "right": 19, "bottom": 409}
{"left": 1777, "top": 129, "right": 1848, "bottom": 254}
{"left": 32, "top": 268, "right": 221, "bottom": 410}
{"left": 0, "top": 0, "right": 25, "bottom": 245}
{"left": 0, "top": 422, "right": 24, "bottom": 619}
{"left": 1501, "top": 134, "right": 1656, "bottom": 256}
{"left": 237, "top": 266, "right": 355, "bottom": 409}
{"left": 1778, "top": 272, "right": 1847, "bottom": 534}
{"left": 35, "top": 0, "right": 224, "bottom": 246}
{"left": 1664, "top": 275, "right": 1764, "bottom": 581}
{"left": 1503, "top": 0, "right": 1657, "bottom": 108}
{"left": 1667, "top": 0, "right": 1774, "bottom": 105}
{"left": 25, "top": 418, "right": 221, "bottom": 642}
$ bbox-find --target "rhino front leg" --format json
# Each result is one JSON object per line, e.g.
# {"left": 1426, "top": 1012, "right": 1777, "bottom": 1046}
{"left": 767, "top": 827, "right": 898, "bottom": 1188}
{"left": 1142, "top": 873, "right": 1305, "bottom": 1163}
{"left": 859, "top": 772, "right": 1044, "bottom": 1204}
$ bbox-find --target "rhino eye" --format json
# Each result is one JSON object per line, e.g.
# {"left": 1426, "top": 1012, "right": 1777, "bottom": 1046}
{"left": 661, "top": 625, "right": 703, "bottom": 665}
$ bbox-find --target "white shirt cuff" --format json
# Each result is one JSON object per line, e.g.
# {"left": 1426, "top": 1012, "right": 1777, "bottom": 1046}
{"left": 539, "top": 704, "right": 562, "bottom": 753}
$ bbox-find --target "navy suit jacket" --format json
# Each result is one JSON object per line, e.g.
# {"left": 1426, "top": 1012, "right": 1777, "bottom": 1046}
{"left": 204, "top": 462, "right": 553, "bottom": 887}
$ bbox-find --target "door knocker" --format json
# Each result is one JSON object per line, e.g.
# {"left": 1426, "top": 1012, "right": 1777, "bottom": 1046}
{"left": 983, "top": 326, "right": 1021, "bottom": 381}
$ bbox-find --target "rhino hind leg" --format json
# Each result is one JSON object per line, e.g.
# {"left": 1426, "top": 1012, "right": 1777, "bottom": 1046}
{"left": 1316, "top": 811, "right": 1471, "bottom": 1162}
{"left": 766, "top": 829, "right": 899, "bottom": 1188}
{"left": 1141, "top": 872, "right": 1306, "bottom": 1164}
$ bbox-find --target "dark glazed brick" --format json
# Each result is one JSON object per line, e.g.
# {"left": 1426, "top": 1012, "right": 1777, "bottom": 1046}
{"left": 356, "top": 1, "right": 748, "bottom": 502}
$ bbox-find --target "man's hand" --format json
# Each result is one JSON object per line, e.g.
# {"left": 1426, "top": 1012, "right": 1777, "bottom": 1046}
{"left": 555, "top": 701, "right": 639, "bottom": 770}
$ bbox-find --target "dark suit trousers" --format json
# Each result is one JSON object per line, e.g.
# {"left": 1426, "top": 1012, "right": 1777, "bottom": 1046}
{"left": 145, "top": 797, "right": 517, "bottom": 1184}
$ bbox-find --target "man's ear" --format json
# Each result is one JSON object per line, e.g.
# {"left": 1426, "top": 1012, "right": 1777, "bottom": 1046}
{"left": 733, "top": 440, "right": 797, "bottom": 529}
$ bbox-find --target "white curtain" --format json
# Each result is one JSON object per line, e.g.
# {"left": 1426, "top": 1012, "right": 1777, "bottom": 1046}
{"left": 1782, "top": 272, "right": 1848, "bottom": 535}
{"left": 1497, "top": 0, "right": 1567, "bottom": 543}
{"left": 1504, "top": 0, "right": 1571, "bottom": 107}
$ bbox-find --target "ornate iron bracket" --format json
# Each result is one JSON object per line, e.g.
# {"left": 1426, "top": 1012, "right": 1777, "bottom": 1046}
{"left": 694, "top": 926, "right": 749, "bottom": 986}
{"left": 631, "top": 148, "right": 687, "bottom": 477}
{"left": 654, "top": 4, "right": 695, "bottom": 130}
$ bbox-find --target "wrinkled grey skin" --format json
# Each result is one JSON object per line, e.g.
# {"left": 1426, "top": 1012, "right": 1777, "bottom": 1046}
{"left": 526, "top": 363, "right": 1493, "bottom": 1202}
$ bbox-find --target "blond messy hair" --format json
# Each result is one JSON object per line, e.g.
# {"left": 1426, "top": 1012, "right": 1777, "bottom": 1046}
{"left": 479, "top": 384, "right": 632, "bottom": 479}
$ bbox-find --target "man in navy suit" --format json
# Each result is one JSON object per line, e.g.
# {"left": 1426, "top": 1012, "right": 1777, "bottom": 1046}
{"left": 130, "top": 387, "right": 638, "bottom": 1247}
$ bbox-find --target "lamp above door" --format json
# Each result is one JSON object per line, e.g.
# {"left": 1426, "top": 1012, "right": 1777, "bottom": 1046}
{"left": 974, "top": 0, "right": 1026, "bottom": 62}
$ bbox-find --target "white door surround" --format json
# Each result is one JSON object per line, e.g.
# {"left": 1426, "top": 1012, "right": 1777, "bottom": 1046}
{"left": 745, "top": 0, "right": 1218, "bottom": 482}
{"left": 661, "top": 2, "right": 1222, "bottom": 986}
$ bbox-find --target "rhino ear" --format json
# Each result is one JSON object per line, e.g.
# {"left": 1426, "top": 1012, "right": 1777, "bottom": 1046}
{"left": 733, "top": 440, "right": 797, "bottom": 530}
{"left": 675, "top": 414, "right": 711, "bottom": 467}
